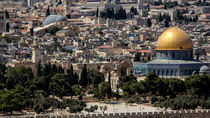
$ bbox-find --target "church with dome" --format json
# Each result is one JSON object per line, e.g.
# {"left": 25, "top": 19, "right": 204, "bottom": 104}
{"left": 133, "top": 27, "right": 210, "bottom": 78}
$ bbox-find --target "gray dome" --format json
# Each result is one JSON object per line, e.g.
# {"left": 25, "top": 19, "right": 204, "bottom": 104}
{"left": 43, "top": 15, "right": 67, "bottom": 26}
{"left": 199, "top": 65, "right": 210, "bottom": 73}
{"left": 11, "top": 23, "right": 19, "bottom": 29}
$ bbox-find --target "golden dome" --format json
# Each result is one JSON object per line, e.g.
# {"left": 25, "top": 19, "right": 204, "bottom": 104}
{"left": 156, "top": 27, "right": 192, "bottom": 50}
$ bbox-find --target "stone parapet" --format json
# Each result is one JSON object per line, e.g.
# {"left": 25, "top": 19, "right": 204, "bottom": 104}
{"left": 6, "top": 110, "right": 210, "bottom": 118}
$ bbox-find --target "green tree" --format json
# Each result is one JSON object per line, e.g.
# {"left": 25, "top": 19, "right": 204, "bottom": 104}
{"left": 158, "top": 14, "right": 163, "bottom": 22}
{"left": 67, "top": 65, "right": 78, "bottom": 86}
{"left": 71, "top": 84, "right": 82, "bottom": 98}
{"left": 79, "top": 64, "right": 89, "bottom": 87}
{"left": 0, "top": 86, "right": 30, "bottom": 114}
{"left": 51, "top": 64, "right": 58, "bottom": 74}
{"left": 30, "top": 76, "right": 50, "bottom": 97}
{"left": 193, "top": 15, "right": 198, "bottom": 22}
{"left": 49, "top": 73, "right": 67, "bottom": 98}
{"left": 127, "top": 98, "right": 135, "bottom": 105}
{"left": 0, "top": 64, "right": 6, "bottom": 89}
{"left": 6, "top": 66, "right": 33, "bottom": 89}
{"left": 69, "top": 105, "right": 84, "bottom": 116}
{"left": 130, "top": 7, "right": 138, "bottom": 15}
{"left": 107, "top": 72, "right": 112, "bottom": 99}
{"left": 134, "top": 52, "right": 141, "bottom": 62}
{"left": 37, "top": 61, "right": 42, "bottom": 77}
{"left": 96, "top": 7, "right": 99, "bottom": 17}
{"left": 88, "top": 70, "right": 104, "bottom": 88}
{"left": 43, "top": 63, "right": 52, "bottom": 77}
{"left": 33, "top": 97, "right": 58, "bottom": 114}
{"left": 197, "top": 0, "right": 201, "bottom": 6}
{"left": 66, "top": 14, "right": 71, "bottom": 19}
{"left": 165, "top": 19, "right": 169, "bottom": 27}
{"left": 121, "top": 80, "right": 138, "bottom": 96}
{"left": 6, "top": 22, "right": 10, "bottom": 32}
{"left": 67, "top": 65, "right": 74, "bottom": 82}
{"left": 147, "top": 18, "right": 152, "bottom": 27}
{"left": 105, "top": 8, "right": 114, "bottom": 19}
{"left": 84, "top": 105, "right": 98, "bottom": 114}
{"left": 200, "top": 97, "right": 210, "bottom": 109}
{"left": 144, "top": 72, "right": 159, "bottom": 95}
{"left": 168, "top": 78, "right": 185, "bottom": 98}
{"left": 115, "top": 7, "right": 127, "bottom": 20}
{"left": 5, "top": 10, "right": 9, "bottom": 18}
{"left": 170, "top": 95, "right": 199, "bottom": 110}
{"left": 185, "top": 74, "right": 210, "bottom": 99}
{"left": 99, "top": 106, "right": 107, "bottom": 115}
{"left": 45, "top": 6, "right": 50, "bottom": 17}
{"left": 115, "top": 84, "right": 120, "bottom": 100}
{"left": 33, "top": 104, "right": 44, "bottom": 114}
{"left": 47, "top": 26, "right": 60, "bottom": 35}
{"left": 119, "top": 74, "right": 137, "bottom": 87}
{"left": 150, "top": 95, "right": 157, "bottom": 104}
{"left": 159, "top": 98, "right": 172, "bottom": 110}
{"left": 136, "top": 81, "right": 148, "bottom": 100}
{"left": 99, "top": 81, "right": 110, "bottom": 100}
{"left": 57, "top": 66, "right": 64, "bottom": 73}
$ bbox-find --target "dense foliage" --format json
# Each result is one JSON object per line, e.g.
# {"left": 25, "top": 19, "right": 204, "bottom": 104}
{"left": 0, "top": 63, "right": 104, "bottom": 114}
{"left": 120, "top": 72, "right": 210, "bottom": 110}
{"left": 1, "top": 61, "right": 210, "bottom": 113}
{"left": 101, "top": 7, "right": 127, "bottom": 20}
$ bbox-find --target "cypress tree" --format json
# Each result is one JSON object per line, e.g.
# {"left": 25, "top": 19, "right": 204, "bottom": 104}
{"left": 58, "top": 0, "right": 62, "bottom": 4}
{"left": 30, "top": 28, "right": 34, "bottom": 36}
{"left": 165, "top": 19, "right": 169, "bottom": 27}
{"left": 5, "top": 10, "right": 9, "bottom": 18}
{"left": 123, "top": 9, "right": 127, "bottom": 19}
{"left": 37, "top": 61, "right": 42, "bottom": 77}
{"left": 52, "top": 64, "right": 58, "bottom": 73}
{"left": 108, "top": 72, "right": 112, "bottom": 99}
{"left": 195, "top": 15, "right": 198, "bottom": 21}
{"left": 74, "top": 72, "right": 79, "bottom": 85}
{"left": 116, "top": 84, "right": 119, "bottom": 100}
{"left": 45, "top": 6, "right": 50, "bottom": 17}
{"left": 67, "top": 65, "right": 77, "bottom": 85}
{"left": 57, "top": 66, "right": 64, "bottom": 73}
{"left": 147, "top": 18, "right": 152, "bottom": 27}
{"left": 79, "top": 64, "right": 88, "bottom": 87}
{"left": 134, "top": 52, "right": 141, "bottom": 62}
{"left": 69, "top": 65, "right": 74, "bottom": 78}
{"left": 189, "top": 17, "right": 192, "bottom": 22}
{"left": 159, "top": 14, "right": 163, "bottom": 22}
{"left": 6, "top": 22, "right": 10, "bottom": 32}
{"left": 96, "top": 7, "right": 99, "bottom": 17}
{"left": 43, "top": 63, "right": 50, "bottom": 76}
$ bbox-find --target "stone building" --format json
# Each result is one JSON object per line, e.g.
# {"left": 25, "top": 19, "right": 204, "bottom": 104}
{"left": 6, "top": 39, "right": 40, "bottom": 75}
{"left": 133, "top": 27, "right": 210, "bottom": 78}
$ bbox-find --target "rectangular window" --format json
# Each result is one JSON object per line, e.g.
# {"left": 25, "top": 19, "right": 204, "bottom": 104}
{"left": 172, "top": 53, "right": 175, "bottom": 58}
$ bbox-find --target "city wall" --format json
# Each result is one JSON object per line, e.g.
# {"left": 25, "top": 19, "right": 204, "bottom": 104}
{"left": 7, "top": 110, "right": 210, "bottom": 118}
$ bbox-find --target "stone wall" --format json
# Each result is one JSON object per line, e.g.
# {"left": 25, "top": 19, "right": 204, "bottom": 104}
{"left": 7, "top": 110, "right": 210, "bottom": 118}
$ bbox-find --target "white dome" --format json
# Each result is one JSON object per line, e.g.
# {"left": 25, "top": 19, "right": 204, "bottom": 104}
{"left": 43, "top": 15, "right": 67, "bottom": 26}
{"left": 200, "top": 65, "right": 210, "bottom": 73}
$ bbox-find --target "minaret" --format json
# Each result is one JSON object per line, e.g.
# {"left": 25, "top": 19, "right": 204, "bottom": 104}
{"left": 97, "top": 7, "right": 102, "bottom": 24}
{"left": 32, "top": 39, "right": 40, "bottom": 64}
{"left": 106, "top": 18, "right": 110, "bottom": 27}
